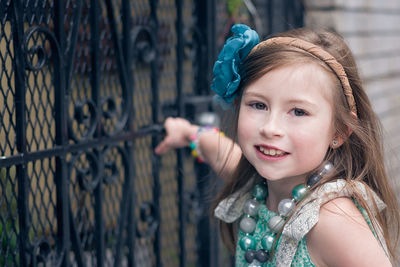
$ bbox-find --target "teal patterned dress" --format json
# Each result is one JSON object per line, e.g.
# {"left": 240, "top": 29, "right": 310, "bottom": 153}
{"left": 236, "top": 204, "right": 315, "bottom": 266}
{"left": 213, "top": 179, "right": 389, "bottom": 267}
{"left": 235, "top": 196, "right": 384, "bottom": 266}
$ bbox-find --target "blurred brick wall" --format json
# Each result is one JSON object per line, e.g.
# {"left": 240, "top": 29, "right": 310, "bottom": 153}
{"left": 305, "top": 0, "right": 400, "bottom": 193}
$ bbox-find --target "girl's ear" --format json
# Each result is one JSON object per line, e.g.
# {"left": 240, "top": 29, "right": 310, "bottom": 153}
{"left": 330, "top": 137, "right": 343, "bottom": 148}
{"left": 330, "top": 127, "right": 353, "bottom": 149}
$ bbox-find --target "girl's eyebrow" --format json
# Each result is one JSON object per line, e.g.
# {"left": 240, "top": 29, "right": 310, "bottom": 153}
{"left": 243, "top": 92, "right": 318, "bottom": 107}
{"left": 242, "top": 91, "right": 266, "bottom": 98}
{"left": 286, "top": 99, "right": 318, "bottom": 108}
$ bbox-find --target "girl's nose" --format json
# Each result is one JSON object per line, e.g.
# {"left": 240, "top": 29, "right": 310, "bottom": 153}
{"left": 259, "top": 115, "right": 284, "bottom": 138}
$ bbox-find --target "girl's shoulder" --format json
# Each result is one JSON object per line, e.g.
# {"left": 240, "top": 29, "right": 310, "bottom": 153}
{"left": 306, "top": 196, "right": 391, "bottom": 267}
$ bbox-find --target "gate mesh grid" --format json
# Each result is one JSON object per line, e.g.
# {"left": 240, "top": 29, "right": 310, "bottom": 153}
{"left": 0, "top": 21, "right": 16, "bottom": 157}
{"left": 0, "top": 15, "right": 17, "bottom": 265}
{"left": 0, "top": 0, "right": 205, "bottom": 266}
{"left": 0, "top": 17, "right": 18, "bottom": 266}
{"left": 0, "top": 166, "right": 18, "bottom": 266}
{"left": 27, "top": 159, "right": 58, "bottom": 264}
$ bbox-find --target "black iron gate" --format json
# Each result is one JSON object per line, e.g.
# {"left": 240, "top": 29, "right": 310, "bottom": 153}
{"left": 0, "top": 0, "right": 303, "bottom": 266}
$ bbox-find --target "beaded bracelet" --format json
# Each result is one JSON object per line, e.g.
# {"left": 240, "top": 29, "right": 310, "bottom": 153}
{"left": 189, "top": 126, "right": 224, "bottom": 163}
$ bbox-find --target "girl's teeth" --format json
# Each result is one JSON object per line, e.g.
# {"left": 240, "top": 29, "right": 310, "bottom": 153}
{"left": 259, "top": 147, "right": 284, "bottom": 156}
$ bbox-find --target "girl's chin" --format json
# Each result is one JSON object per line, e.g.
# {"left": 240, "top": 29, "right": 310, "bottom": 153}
{"left": 256, "top": 170, "right": 308, "bottom": 184}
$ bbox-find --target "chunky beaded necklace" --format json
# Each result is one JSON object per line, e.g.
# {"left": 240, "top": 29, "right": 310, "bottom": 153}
{"left": 239, "top": 162, "right": 334, "bottom": 264}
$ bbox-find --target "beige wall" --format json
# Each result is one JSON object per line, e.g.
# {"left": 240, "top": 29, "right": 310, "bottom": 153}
{"left": 305, "top": 0, "right": 400, "bottom": 193}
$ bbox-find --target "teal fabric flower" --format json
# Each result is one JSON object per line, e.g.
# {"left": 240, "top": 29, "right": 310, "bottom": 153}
{"left": 211, "top": 24, "right": 259, "bottom": 106}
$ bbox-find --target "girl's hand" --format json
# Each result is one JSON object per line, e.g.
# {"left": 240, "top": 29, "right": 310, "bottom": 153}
{"left": 154, "top": 117, "right": 198, "bottom": 155}
{"left": 155, "top": 117, "right": 242, "bottom": 179}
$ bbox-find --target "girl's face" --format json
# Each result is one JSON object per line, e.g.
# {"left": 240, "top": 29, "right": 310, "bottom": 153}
{"left": 238, "top": 63, "right": 336, "bottom": 183}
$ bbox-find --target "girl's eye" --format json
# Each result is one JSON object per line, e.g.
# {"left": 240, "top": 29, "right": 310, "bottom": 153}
{"left": 251, "top": 103, "right": 267, "bottom": 110}
{"left": 292, "top": 108, "right": 307, "bottom": 116}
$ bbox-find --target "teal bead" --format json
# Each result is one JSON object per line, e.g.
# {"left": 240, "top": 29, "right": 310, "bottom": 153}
{"left": 239, "top": 235, "right": 256, "bottom": 250}
{"left": 252, "top": 183, "right": 268, "bottom": 200}
{"left": 189, "top": 142, "right": 196, "bottom": 149}
{"left": 292, "top": 184, "right": 308, "bottom": 202}
{"left": 261, "top": 233, "right": 275, "bottom": 251}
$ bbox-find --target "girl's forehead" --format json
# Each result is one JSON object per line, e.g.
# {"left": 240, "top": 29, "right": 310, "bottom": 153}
{"left": 244, "top": 63, "right": 335, "bottom": 98}
{"left": 242, "top": 63, "right": 336, "bottom": 107}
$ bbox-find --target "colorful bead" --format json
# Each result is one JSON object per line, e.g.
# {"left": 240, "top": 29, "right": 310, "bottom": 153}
{"left": 320, "top": 161, "right": 334, "bottom": 176}
{"left": 252, "top": 183, "right": 268, "bottom": 200}
{"left": 307, "top": 174, "right": 321, "bottom": 187}
{"left": 292, "top": 184, "right": 308, "bottom": 202}
{"left": 191, "top": 149, "right": 198, "bottom": 157}
{"left": 249, "top": 260, "right": 262, "bottom": 266}
{"left": 268, "top": 215, "right": 285, "bottom": 233}
{"left": 261, "top": 233, "right": 275, "bottom": 251}
{"left": 243, "top": 199, "right": 260, "bottom": 217}
{"left": 255, "top": 250, "right": 269, "bottom": 263}
{"left": 240, "top": 216, "right": 256, "bottom": 233}
{"left": 189, "top": 126, "right": 223, "bottom": 163}
{"left": 245, "top": 250, "right": 256, "bottom": 263}
{"left": 189, "top": 142, "right": 196, "bottom": 150}
{"left": 278, "top": 198, "right": 295, "bottom": 217}
{"left": 238, "top": 162, "right": 333, "bottom": 261}
{"left": 239, "top": 235, "right": 256, "bottom": 250}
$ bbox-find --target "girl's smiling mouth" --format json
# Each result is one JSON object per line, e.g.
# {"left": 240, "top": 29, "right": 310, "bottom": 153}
{"left": 256, "top": 145, "right": 289, "bottom": 158}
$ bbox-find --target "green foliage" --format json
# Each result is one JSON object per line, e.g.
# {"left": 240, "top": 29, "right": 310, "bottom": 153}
{"left": 227, "top": 0, "right": 243, "bottom": 16}
{"left": 0, "top": 166, "right": 17, "bottom": 215}
{"left": 0, "top": 166, "right": 19, "bottom": 266}
{"left": 0, "top": 219, "right": 19, "bottom": 266}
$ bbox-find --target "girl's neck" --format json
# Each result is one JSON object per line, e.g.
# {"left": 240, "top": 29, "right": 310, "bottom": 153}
{"left": 265, "top": 175, "right": 306, "bottom": 213}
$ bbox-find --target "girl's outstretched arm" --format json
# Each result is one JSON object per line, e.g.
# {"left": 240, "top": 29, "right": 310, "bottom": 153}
{"left": 307, "top": 197, "right": 392, "bottom": 267}
{"left": 154, "top": 117, "right": 242, "bottom": 180}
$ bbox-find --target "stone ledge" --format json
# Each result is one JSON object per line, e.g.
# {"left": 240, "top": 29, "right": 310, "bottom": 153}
{"left": 345, "top": 35, "right": 400, "bottom": 57}
{"left": 305, "top": 0, "right": 400, "bottom": 10}
{"left": 306, "top": 10, "right": 400, "bottom": 33}
{"left": 356, "top": 55, "right": 400, "bottom": 80}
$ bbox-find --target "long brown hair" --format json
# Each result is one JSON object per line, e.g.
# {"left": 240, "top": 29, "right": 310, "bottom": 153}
{"left": 214, "top": 28, "right": 400, "bottom": 263}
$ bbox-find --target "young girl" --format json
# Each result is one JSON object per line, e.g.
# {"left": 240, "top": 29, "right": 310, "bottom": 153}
{"left": 155, "top": 24, "right": 399, "bottom": 266}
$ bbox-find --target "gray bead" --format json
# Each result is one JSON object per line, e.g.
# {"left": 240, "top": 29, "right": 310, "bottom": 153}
{"left": 249, "top": 260, "right": 262, "bottom": 267}
{"left": 320, "top": 161, "right": 334, "bottom": 176}
{"left": 240, "top": 216, "right": 256, "bottom": 233}
{"left": 268, "top": 215, "right": 285, "bottom": 233}
{"left": 245, "top": 250, "right": 256, "bottom": 263}
{"left": 255, "top": 250, "right": 269, "bottom": 263}
{"left": 243, "top": 199, "right": 260, "bottom": 216}
{"left": 277, "top": 199, "right": 295, "bottom": 217}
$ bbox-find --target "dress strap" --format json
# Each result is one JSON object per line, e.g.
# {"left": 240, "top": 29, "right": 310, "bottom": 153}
{"left": 276, "top": 179, "right": 387, "bottom": 266}
{"left": 214, "top": 177, "right": 255, "bottom": 223}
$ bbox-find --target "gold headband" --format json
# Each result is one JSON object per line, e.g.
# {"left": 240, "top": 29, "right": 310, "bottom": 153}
{"left": 251, "top": 37, "right": 357, "bottom": 115}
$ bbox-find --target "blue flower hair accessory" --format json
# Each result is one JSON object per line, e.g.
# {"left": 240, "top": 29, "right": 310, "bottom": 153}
{"left": 211, "top": 24, "right": 259, "bottom": 107}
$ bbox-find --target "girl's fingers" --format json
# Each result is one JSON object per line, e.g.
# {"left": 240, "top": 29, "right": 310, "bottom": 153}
{"left": 154, "top": 139, "right": 169, "bottom": 155}
{"left": 154, "top": 119, "right": 172, "bottom": 155}
{"left": 154, "top": 117, "right": 194, "bottom": 155}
